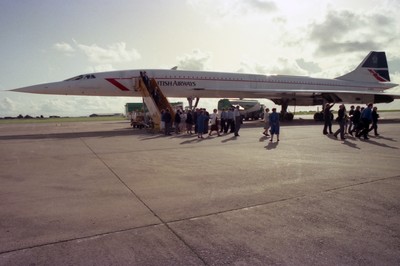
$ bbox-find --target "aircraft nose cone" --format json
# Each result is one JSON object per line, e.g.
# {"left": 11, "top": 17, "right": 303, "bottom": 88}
{"left": 10, "top": 86, "right": 38, "bottom": 93}
{"left": 10, "top": 82, "right": 67, "bottom": 95}
{"left": 11, "top": 85, "right": 44, "bottom": 94}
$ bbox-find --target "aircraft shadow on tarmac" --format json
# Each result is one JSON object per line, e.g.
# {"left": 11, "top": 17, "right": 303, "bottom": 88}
{"left": 0, "top": 129, "right": 138, "bottom": 140}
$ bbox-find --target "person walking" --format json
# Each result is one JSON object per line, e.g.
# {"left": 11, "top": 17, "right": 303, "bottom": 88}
{"left": 333, "top": 104, "right": 346, "bottom": 140}
{"left": 357, "top": 103, "right": 373, "bottom": 140}
{"left": 209, "top": 109, "right": 221, "bottom": 136}
{"left": 269, "top": 108, "right": 280, "bottom": 142}
{"left": 185, "top": 110, "right": 193, "bottom": 134}
{"left": 197, "top": 110, "right": 206, "bottom": 139}
{"left": 349, "top": 105, "right": 361, "bottom": 136}
{"left": 163, "top": 109, "right": 172, "bottom": 135}
{"left": 220, "top": 108, "right": 227, "bottom": 133}
{"left": 203, "top": 110, "right": 210, "bottom": 134}
{"left": 323, "top": 102, "right": 335, "bottom": 135}
{"left": 263, "top": 108, "right": 270, "bottom": 136}
{"left": 348, "top": 105, "right": 355, "bottom": 134}
{"left": 369, "top": 106, "right": 380, "bottom": 136}
{"left": 226, "top": 107, "right": 234, "bottom": 133}
{"left": 160, "top": 109, "right": 165, "bottom": 133}
{"left": 233, "top": 106, "right": 241, "bottom": 136}
{"left": 174, "top": 110, "right": 181, "bottom": 134}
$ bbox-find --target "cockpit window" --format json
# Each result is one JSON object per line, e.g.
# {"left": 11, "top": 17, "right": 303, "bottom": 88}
{"left": 84, "top": 74, "right": 96, "bottom": 79}
{"left": 64, "top": 74, "right": 96, "bottom": 81}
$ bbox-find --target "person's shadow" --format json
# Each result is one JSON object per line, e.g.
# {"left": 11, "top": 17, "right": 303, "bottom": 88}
{"left": 221, "top": 136, "right": 237, "bottom": 143}
{"left": 265, "top": 141, "right": 279, "bottom": 150}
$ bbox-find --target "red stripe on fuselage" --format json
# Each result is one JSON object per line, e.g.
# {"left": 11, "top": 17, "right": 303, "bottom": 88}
{"left": 105, "top": 78, "right": 130, "bottom": 91}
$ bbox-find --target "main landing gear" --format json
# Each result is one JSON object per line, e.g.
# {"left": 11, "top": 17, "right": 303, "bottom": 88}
{"left": 280, "top": 99, "right": 294, "bottom": 121}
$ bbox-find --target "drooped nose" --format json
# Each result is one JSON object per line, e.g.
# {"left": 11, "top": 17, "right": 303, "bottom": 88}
{"left": 11, "top": 81, "right": 68, "bottom": 95}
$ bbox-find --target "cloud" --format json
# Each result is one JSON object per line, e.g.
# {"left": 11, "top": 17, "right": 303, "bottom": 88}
{"left": 0, "top": 97, "right": 16, "bottom": 116}
{"left": 187, "top": 0, "right": 277, "bottom": 23}
{"left": 247, "top": 0, "right": 277, "bottom": 12}
{"left": 75, "top": 41, "right": 141, "bottom": 64}
{"left": 296, "top": 58, "right": 322, "bottom": 73}
{"left": 309, "top": 9, "right": 398, "bottom": 56}
{"left": 176, "top": 49, "right": 212, "bottom": 71}
{"left": 53, "top": 40, "right": 141, "bottom": 64}
{"left": 237, "top": 57, "right": 307, "bottom": 76}
{"left": 35, "top": 98, "right": 73, "bottom": 115}
{"left": 389, "top": 58, "right": 400, "bottom": 73}
{"left": 86, "top": 64, "right": 115, "bottom": 73}
{"left": 54, "top": 42, "right": 75, "bottom": 53}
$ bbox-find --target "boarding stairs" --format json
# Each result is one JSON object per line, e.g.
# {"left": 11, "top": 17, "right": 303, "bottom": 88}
{"left": 134, "top": 77, "right": 175, "bottom": 131}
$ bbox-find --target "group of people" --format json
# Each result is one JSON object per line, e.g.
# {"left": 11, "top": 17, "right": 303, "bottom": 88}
{"left": 156, "top": 102, "right": 381, "bottom": 142}
{"left": 159, "top": 106, "right": 282, "bottom": 142}
{"left": 219, "top": 106, "right": 244, "bottom": 136}
{"left": 323, "top": 102, "right": 380, "bottom": 140}
{"left": 160, "top": 106, "right": 243, "bottom": 138}
{"left": 262, "top": 108, "right": 280, "bottom": 142}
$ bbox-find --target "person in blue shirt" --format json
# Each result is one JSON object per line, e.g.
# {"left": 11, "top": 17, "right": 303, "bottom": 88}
{"left": 357, "top": 103, "right": 373, "bottom": 140}
{"left": 197, "top": 110, "right": 206, "bottom": 139}
{"left": 269, "top": 108, "right": 280, "bottom": 142}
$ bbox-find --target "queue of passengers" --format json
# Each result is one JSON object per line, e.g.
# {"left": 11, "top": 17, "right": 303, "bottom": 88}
{"left": 156, "top": 102, "right": 380, "bottom": 141}
{"left": 322, "top": 102, "right": 380, "bottom": 140}
{"left": 160, "top": 106, "right": 242, "bottom": 138}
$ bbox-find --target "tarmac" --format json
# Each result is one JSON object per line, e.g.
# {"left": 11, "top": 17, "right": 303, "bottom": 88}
{"left": 0, "top": 114, "right": 400, "bottom": 265}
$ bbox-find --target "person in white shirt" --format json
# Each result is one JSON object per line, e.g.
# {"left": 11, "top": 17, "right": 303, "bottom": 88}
{"left": 179, "top": 110, "right": 186, "bottom": 132}
{"left": 226, "top": 108, "right": 234, "bottom": 133}
{"left": 209, "top": 109, "right": 221, "bottom": 136}
{"left": 263, "top": 108, "right": 270, "bottom": 136}
{"left": 219, "top": 108, "right": 227, "bottom": 133}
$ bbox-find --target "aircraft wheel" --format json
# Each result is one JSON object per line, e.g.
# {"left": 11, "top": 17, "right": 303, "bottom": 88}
{"left": 284, "top": 113, "right": 294, "bottom": 121}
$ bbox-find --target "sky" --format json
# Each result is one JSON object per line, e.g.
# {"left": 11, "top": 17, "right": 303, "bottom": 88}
{"left": 1, "top": 0, "right": 400, "bottom": 117}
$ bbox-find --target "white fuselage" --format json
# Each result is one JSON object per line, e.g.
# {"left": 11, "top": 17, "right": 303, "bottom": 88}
{"left": 13, "top": 69, "right": 398, "bottom": 106}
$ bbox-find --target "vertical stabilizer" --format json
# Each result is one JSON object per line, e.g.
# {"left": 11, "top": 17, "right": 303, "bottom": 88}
{"left": 336, "top": 51, "right": 391, "bottom": 82}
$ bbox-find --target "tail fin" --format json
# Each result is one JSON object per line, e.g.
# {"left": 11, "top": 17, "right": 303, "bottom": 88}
{"left": 336, "top": 51, "right": 391, "bottom": 82}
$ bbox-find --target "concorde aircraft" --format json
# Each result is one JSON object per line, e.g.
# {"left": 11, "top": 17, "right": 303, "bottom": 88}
{"left": 11, "top": 51, "right": 399, "bottom": 119}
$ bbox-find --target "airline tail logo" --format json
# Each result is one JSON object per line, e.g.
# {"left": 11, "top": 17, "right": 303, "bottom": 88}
{"left": 335, "top": 51, "right": 391, "bottom": 83}
{"left": 363, "top": 51, "right": 390, "bottom": 82}
{"left": 371, "top": 55, "right": 378, "bottom": 66}
{"left": 368, "top": 69, "right": 389, "bottom": 82}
